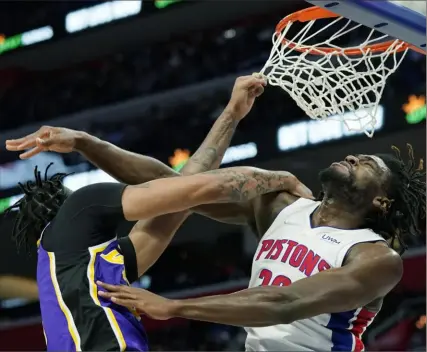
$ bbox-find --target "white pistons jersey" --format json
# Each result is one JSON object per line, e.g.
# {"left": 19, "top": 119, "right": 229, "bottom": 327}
{"left": 245, "top": 198, "right": 386, "bottom": 352}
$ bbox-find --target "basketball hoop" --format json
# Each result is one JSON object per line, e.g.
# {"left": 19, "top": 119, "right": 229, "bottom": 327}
{"left": 260, "top": 6, "right": 426, "bottom": 137}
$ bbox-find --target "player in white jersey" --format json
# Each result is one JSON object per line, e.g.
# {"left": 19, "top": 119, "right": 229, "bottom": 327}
{"left": 9, "top": 77, "right": 424, "bottom": 351}
{"left": 96, "top": 145, "right": 425, "bottom": 352}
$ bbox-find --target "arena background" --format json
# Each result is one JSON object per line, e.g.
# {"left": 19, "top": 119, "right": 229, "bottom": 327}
{"left": 0, "top": 1, "right": 425, "bottom": 350}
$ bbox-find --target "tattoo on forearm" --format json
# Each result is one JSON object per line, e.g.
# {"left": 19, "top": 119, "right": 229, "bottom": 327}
{"left": 184, "top": 114, "right": 237, "bottom": 173}
{"left": 190, "top": 147, "right": 219, "bottom": 172}
{"left": 207, "top": 169, "right": 294, "bottom": 202}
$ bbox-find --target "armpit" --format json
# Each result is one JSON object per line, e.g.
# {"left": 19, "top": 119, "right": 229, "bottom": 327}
{"left": 252, "top": 191, "right": 299, "bottom": 239}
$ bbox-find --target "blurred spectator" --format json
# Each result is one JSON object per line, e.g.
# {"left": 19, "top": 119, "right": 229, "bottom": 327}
{"left": 0, "top": 275, "right": 38, "bottom": 301}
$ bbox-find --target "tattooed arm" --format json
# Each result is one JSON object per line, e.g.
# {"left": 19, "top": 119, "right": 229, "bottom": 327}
{"left": 127, "top": 113, "right": 235, "bottom": 276}
{"left": 128, "top": 75, "right": 266, "bottom": 276}
{"left": 6, "top": 76, "right": 311, "bottom": 234}
{"left": 120, "top": 167, "right": 298, "bottom": 220}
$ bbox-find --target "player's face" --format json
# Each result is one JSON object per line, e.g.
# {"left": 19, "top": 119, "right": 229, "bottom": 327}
{"left": 319, "top": 154, "right": 391, "bottom": 206}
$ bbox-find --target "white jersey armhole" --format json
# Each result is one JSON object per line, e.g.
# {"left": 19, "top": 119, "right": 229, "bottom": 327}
{"left": 334, "top": 235, "right": 388, "bottom": 267}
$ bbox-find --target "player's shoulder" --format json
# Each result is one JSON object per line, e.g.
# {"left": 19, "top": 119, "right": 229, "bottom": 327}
{"left": 64, "top": 182, "right": 126, "bottom": 207}
{"left": 345, "top": 241, "right": 402, "bottom": 270}
{"left": 252, "top": 192, "right": 310, "bottom": 238}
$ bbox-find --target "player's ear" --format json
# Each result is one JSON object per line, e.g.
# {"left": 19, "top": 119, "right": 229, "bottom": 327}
{"left": 372, "top": 196, "right": 393, "bottom": 214}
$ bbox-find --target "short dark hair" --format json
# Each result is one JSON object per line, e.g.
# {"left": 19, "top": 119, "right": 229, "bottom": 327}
{"left": 369, "top": 144, "right": 426, "bottom": 254}
{"left": 5, "top": 163, "right": 70, "bottom": 252}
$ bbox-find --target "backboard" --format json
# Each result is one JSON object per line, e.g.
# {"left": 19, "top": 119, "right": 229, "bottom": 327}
{"left": 305, "top": 0, "right": 426, "bottom": 51}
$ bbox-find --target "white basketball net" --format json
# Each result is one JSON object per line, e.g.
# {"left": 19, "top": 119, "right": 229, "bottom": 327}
{"left": 260, "top": 13, "right": 410, "bottom": 137}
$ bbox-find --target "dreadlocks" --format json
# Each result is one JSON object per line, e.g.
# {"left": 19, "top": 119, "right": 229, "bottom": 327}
{"left": 368, "top": 144, "right": 426, "bottom": 254}
{"left": 4, "top": 163, "right": 70, "bottom": 252}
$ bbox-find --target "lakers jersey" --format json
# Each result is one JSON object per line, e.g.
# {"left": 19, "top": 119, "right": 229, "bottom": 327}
{"left": 245, "top": 198, "right": 386, "bottom": 352}
{"left": 37, "top": 236, "right": 148, "bottom": 351}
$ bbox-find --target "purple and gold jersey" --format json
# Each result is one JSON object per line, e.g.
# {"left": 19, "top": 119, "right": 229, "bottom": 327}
{"left": 36, "top": 183, "right": 148, "bottom": 351}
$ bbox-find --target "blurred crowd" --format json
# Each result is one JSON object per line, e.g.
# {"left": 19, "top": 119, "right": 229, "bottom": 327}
{"left": 149, "top": 322, "right": 246, "bottom": 351}
{"left": 0, "top": 15, "right": 275, "bottom": 130}
{"left": 137, "top": 232, "right": 250, "bottom": 293}
{"left": 1, "top": 10, "right": 425, "bottom": 133}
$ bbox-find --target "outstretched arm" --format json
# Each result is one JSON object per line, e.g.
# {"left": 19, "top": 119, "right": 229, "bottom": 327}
{"left": 98, "top": 243, "right": 403, "bottom": 326}
{"left": 128, "top": 75, "right": 266, "bottom": 276}
{"left": 5, "top": 75, "right": 263, "bottom": 185}
{"left": 121, "top": 167, "right": 299, "bottom": 220}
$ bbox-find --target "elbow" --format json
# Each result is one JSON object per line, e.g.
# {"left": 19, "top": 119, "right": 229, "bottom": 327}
{"left": 256, "top": 290, "right": 299, "bottom": 325}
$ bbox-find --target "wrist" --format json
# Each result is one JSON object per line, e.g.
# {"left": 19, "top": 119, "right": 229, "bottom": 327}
{"left": 73, "top": 131, "right": 99, "bottom": 152}
{"left": 166, "top": 299, "right": 184, "bottom": 318}
{"left": 222, "top": 106, "right": 243, "bottom": 123}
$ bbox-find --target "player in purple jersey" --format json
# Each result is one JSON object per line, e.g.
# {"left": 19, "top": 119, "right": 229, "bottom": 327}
{"left": 5, "top": 76, "right": 313, "bottom": 351}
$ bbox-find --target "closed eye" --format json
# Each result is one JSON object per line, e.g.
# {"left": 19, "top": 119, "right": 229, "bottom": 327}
{"left": 356, "top": 155, "right": 377, "bottom": 171}
{"left": 364, "top": 162, "right": 376, "bottom": 170}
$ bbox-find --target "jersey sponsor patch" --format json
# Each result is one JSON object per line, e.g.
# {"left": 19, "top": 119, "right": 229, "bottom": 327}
{"left": 320, "top": 234, "right": 341, "bottom": 245}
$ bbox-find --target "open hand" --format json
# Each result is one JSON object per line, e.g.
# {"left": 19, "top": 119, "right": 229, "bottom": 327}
{"left": 97, "top": 281, "right": 175, "bottom": 320}
{"left": 5, "top": 126, "right": 82, "bottom": 159}
{"left": 225, "top": 73, "right": 267, "bottom": 120}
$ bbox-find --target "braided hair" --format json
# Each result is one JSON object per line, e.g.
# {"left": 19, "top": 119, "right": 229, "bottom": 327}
{"left": 369, "top": 144, "right": 426, "bottom": 254}
{"left": 4, "top": 163, "right": 70, "bottom": 251}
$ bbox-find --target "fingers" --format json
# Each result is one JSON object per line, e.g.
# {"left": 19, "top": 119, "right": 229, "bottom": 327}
{"left": 253, "top": 85, "right": 264, "bottom": 97}
{"left": 98, "top": 291, "right": 137, "bottom": 309}
{"left": 109, "top": 297, "right": 137, "bottom": 308}
{"left": 8, "top": 137, "right": 55, "bottom": 159}
{"left": 248, "top": 76, "right": 267, "bottom": 88}
{"left": 6, "top": 128, "right": 52, "bottom": 151}
{"left": 251, "top": 72, "right": 267, "bottom": 85}
{"left": 236, "top": 74, "right": 267, "bottom": 89}
{"left": 294, "top": 183, "right": 315, "bottom": 200}
{"left": 36, "top": 137, "right": 57, "bottom": 148}
{"left": 6, "top": 137, "right": 37, "bottom": 151}
{"left": 97, "top": 281, "right": 126, "bottom": 292}
{"left": 19, "top": 146, "right": 44, "bottom": 159}
{"left": 98, "top": 290, "right": 135, "bottom": 300}
{"left": 97, "top": 281, "right": 139, "bottom": 309}
{"left": 6, "top": 133, "right": 35, "bottom": 146}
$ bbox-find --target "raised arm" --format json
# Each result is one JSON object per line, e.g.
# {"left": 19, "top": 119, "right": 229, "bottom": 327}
{"left": 6, "top": 127, "right": 179, "bottom": 184}
{"left": 5, "top": 75, "right": 264, "bottom": 184}
{"left": 128, "top": 75, "right": 266, "bottom": 276}
{"left": 5, "top": 75, "right": 312, "bottom": 230}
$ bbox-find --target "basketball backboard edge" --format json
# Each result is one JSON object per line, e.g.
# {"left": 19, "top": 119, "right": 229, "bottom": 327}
{"left": 305, "top": 0, "right": 426, "bottom": 51}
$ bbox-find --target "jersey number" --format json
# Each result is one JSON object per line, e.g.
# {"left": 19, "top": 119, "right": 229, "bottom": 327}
{"left": 259, "top": 269, "right": 292, "bottom": 287}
